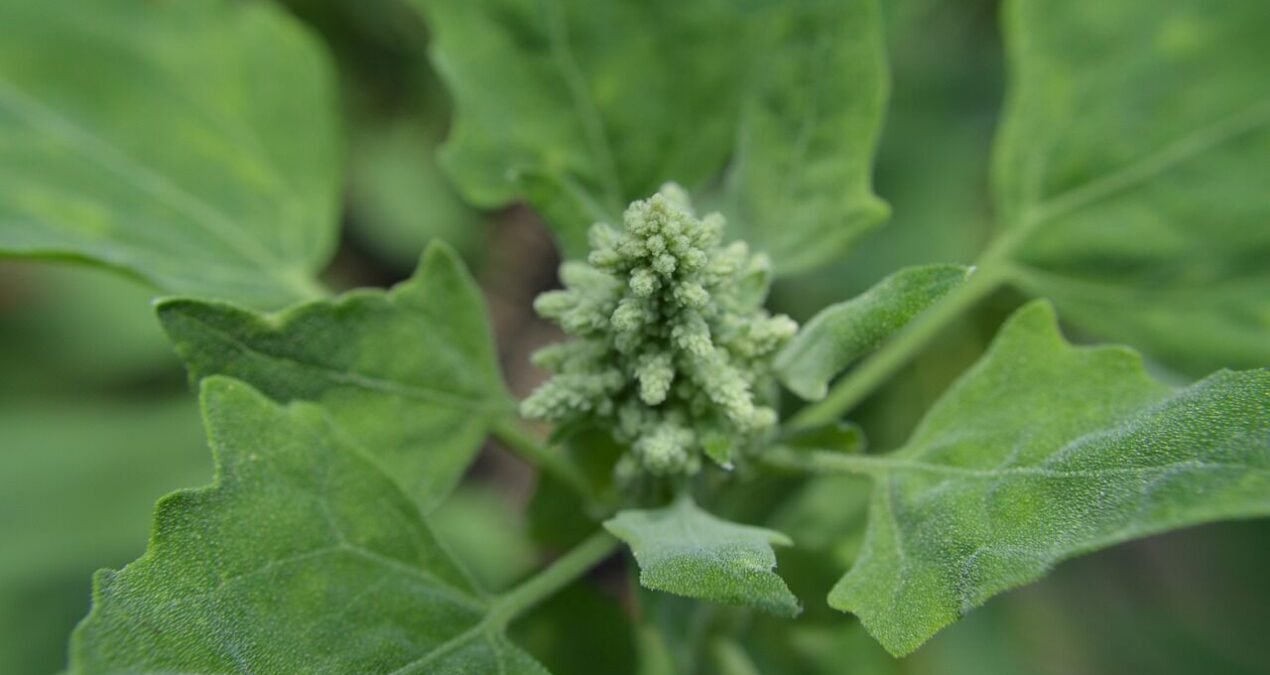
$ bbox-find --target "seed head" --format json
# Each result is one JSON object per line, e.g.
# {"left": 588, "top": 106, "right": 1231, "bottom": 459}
{"left": 521, "top": 184, "right": 796, "bottom": 476}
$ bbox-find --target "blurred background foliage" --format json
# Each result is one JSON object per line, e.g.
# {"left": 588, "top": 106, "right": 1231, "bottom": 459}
{"left": 1, "top": 0, "right": 1266, "bottom": 673}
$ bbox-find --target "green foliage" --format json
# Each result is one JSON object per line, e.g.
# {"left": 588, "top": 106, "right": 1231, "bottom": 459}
{"left": 1, "top": 0, "right": 1267, "bottom": 671}
{"left": 605, "top": 497, "right": 799, "bottom": 617}
{"left": 992, "top": 0, "right": 1270, "bottom": 375}
{"left": 776, "top": 302, "right": 1270, "bottom": 655}
{"left": 157, "top": 243, "right": 508, "bottom": 512}
{"left": 418, "top": 0, "right": 888, "bottom": 273}
{"left": 0, "top": 0, "right": 340, "bottom": 306}
{"left": 776, "top": 264, "right": 971, "bottom": 401}
{"left": 0, "top": 398, "right": 208, "bottom": 674}
{"left": 71, "top": 378, "right": 548, "bottom": 673}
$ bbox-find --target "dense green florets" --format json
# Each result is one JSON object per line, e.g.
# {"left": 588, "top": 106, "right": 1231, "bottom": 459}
{"left": 522, "top": 184, "right": 796, "bottom": 476}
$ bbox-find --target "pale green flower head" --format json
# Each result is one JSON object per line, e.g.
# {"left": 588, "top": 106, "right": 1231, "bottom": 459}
{"left": 522, "top": 184, "right": 797, "bottom": 476}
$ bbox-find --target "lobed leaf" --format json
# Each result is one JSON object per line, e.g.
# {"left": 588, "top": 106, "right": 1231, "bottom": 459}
{"left": 605, "top": 497, "right": 800, "bottom": 617}
{"left": 821, "top": 301, "right": 1270, "bottom": 655}
{"left": 0, "top": 0, "right": 341, "bottom": 307}
{"left": 993, "top": 0, "right": 1270, "bottom": 374}
{"left": 158, "top": 242, "right": 508, "bottom": 513}
{"left": 720, "top": 0, "right": 890, "bottom": 274}
{"left": 70, "top": 378, "right": 547, "bottom": 674}
{"left": 418, "top": 0, "right": 887, "bottom": 273}
{"left": 775, "top": 264, "right": 971, "bottom": 400}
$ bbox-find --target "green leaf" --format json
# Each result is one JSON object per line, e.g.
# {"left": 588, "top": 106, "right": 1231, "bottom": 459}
{"left": 992, "top": 0, "right": 1270, "bottom": 374}
{"left": 803, "top": 301, "right": 1270, "bottom": 655}
{"left": 419, "top": 0, "right": 887, "bottom": 271}
{"left": 0, "top": 0, "right": 339, "bottom": 307}
{"left": 604, "top": 497, "right": 800, "bottom": 617}
{"left": 348, "top": 115, "right": 488, "bottom": 270}
{"left": 0, "top": 397, "right": 208, "bottom": 674}
{"left": 71, "top": 377, "right": 547, "bottom": 674}
{"left": 775, "top": 264, "right": 971, "bottom": 400}
{"left": 430, "top": 484, "right": 539, "bottom": 593}
{"left": 720, "top": 0, "right": 889, "bottom": 274}
{"left": 158, "top": 242, "right": 508, "bottom": 512}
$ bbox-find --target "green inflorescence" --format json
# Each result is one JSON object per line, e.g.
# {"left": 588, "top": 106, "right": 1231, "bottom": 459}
{"left": 522, "top": 184, "right": 797, "bottom": 477}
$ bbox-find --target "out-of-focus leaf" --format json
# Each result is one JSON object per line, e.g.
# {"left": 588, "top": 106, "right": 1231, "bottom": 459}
{"left": 993, "top": 0, "right": 1270, "bottom": 373}
{"left": 348, "top": 116, "right": 488, "bottom": 269}
{"left": 605, "top": 497, "right": 799, "bottom": 616}
{"left": 0, "top": 397, "right": 208, "bottom": 675}
{"left": 158, "top": 242, "right": 509, "bottom": 512}
{"left": 775, "top": 264, "right": 971, "bottom": 400}
{"left": 418, "top": 0, "right": 887, "bottom": 272}
{"left": 0, "top": 0, "right": 339, "bottom": 306}
{"left": 70, "top": 378, "right": 548, "bottom": 674}
{"left": 720, "top": 0, "right": 889, "bottom": 273}
{"left": 511, "top": 581, "right": 637, "bottom": 675}
{"left": 745, "top": 621, "right": 900, "bottom": 675}
{"left": 781, "top": 422, "right": 866, "bottom": 455}
{"left": 0, "top": 263, "right": 177, "bottom": 396}
{"left": 429, "top": 484, "right": 539, "bottom": 593}
{"left": 799, "top": 301, "right": 1270, "bottom": 655}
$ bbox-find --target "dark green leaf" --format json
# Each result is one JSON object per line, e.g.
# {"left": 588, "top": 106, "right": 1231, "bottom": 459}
{"left": 808, "top": 301, "right": 1270, "bottom": 654}
{"left": 775, "top": 264, "right": 971, "bottom": 400}
{"left": 993, "top": 0, "right": 1270, "bottom": 373}
{"left": 158, "top": 242, "right": 509, "bottom": 512}
{"left": 605, "top": 497, "right": 800, "bottom": 617}
{"left": 70, "top": 378, "right": 547, "bottom": 674}
{"left": 419, "top": 0, "right": 887, "bottom": 272}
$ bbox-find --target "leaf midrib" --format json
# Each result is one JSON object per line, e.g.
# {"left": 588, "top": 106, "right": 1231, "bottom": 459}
{"left": 1017, "top": 97, "right": 1270, "bottom": 232}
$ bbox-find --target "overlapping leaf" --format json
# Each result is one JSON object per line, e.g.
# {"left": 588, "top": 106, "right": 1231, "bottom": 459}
{"left": 993, "top": 0, "right": 1270, "bottom": 373}
{"left": 418, "top": 0, "right": 887, "bottom": 272}
{"left": 720, "top": 0, "right": 889, "bottom": 273}
{"left": 812, "top": 301, "right": 1270, "bottom": 654}
{"left": 776, "top": 264, "right": 971, "bottom": 401}
{"left": 70, "top": 378, "right": 547, "bottom": 674}
{"left": 0, "top": 0, "right": 340, "bottom": 306}
{"left": 158, "top": 243, "right": 508, "bottom": 512}
{"left": 605, "top": 497, "right": 800, "bottom": 617}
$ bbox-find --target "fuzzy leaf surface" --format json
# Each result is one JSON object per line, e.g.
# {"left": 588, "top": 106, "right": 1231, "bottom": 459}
{"left": 419, "top": 0, "right": 887, "bottom": 272}
{"left": 994, "top": 0, "right": 1270, "bottom": 373}
{"left": 70, "top": 378, "right": 547, "bottom": 674}
{"left": 719, "top": 0, "right": 889, "bottom": 273}
{"left": 158, "top": 243, "right": 507, "bottom": 512}
{"left": 0, "top": 0, "right": 339, "bottom": 306}
{"left": 822, "top": 301, "right": 1270, "bottom": 655}
{"left": 775, "top": 264, "right": 971, "bottom": 400}
{"left": 605, "top": 497, "right": 799, "bottom": 617}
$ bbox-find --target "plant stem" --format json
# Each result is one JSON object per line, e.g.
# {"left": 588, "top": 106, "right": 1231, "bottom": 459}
{"left": 487, "top": 530, "right": 619, "bottom": 629}
{"left": 490, "top": 416, "right": 592, "bottom": 498}
{"left": 762, "top": 446, "right": 887, "bottom": 476}
{"left": 789, "top": 260, "right": 1010, "bottom": 429}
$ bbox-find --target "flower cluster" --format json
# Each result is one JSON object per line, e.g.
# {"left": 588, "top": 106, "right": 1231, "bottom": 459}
{"left": 522, "top": 184, "right": 796, "bottom": 476}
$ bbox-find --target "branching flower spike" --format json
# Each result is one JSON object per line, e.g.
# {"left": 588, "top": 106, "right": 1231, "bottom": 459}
{"left": 522, "top": 184, "right": 797, "bottom": 476}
